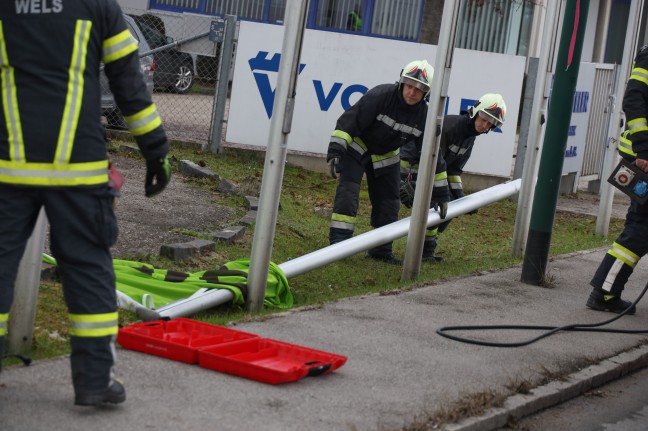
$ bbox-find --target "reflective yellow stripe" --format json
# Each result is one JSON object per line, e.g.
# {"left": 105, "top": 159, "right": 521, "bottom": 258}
{"left": 448, "top": 175, "right": 462, "bottom": 184}
{"left": 627, "top": 117, "right": 648, "bottom": 134}
{"left": 618, "top": 132, "right": 636, "bottom": 157}
{"left": 0, "top": 159, "right": 108, "bottom": 186}
{"left": 425, "top": 227, "right": 438, "bottom": 237}
{"left": 56, "top": 20, "right": 92, "bottom": 164}
{"left": 435, "top": 171, "right": 448, "bottom": 181}
{"left": 0, "top": 21, "right": 26, "bottom": 162}
{"left": 331, "top": 130, "right": 352, "bottom": 146}
{"left": 0, "top": 312, "right": 8, "bottom": 336}
{"left": 124, "top": 103, "right": 162, "bottom": 136}
{"left": 69, "top": 312, "right": 118, "bottom": 337}
{"left": 629, "top": 67, "right": 648, "bottom": 86}
{"left": 102, "top": 29, "right": 138, "bottom": 64}
{"left": 607, "top": 242, "right": 639, "bottom": 268}
{"left": 331, "top": 213, "right": 355, "bottom": 224}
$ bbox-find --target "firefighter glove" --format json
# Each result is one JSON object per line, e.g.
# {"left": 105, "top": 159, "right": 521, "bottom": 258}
{"left": 399, "top": 180, "right": 416, "bottom": 208}
{"left": 432, "top": 199, "right": 449, "bottom": 219}
{"left": 328, "top": 157, "right": 342, "bottom": 179}
{"left": 145, "top": 156, "right": 171, "bottom": 197}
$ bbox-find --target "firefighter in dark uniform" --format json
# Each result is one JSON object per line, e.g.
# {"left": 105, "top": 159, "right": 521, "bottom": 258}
{"left": 586, "top": 45, "right": 648, "bottom": 315}
{"left": 0, "top": 0, "right": 170, "bottom": 406}
{"left": 400, "top": 93, "right": 507, "bottom": 261}
{"left": 327, "top": 59, "right": 449, "bottom": 265}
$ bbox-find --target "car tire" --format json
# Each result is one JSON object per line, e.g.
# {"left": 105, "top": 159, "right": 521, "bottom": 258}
{"left": 173, "top": 63, "right": 194, "bottom": 94}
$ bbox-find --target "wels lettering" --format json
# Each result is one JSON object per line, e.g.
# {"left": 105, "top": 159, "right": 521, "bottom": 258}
{"left": 15, "top": 0, "right": 63, "bottom": 14}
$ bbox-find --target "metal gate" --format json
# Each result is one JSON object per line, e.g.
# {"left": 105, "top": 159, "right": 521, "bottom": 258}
{"left": 580, "top": 63, "right": 617, "bottom": 178}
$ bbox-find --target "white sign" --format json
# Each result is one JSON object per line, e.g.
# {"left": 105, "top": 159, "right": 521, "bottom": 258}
{"left": 561, "top": 62, "right": 595, "bottom": 175}
{"left": 227, "top": 21, "right": 525, "bottom": 177}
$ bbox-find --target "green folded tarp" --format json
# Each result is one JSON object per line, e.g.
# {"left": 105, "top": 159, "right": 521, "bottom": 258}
{"left": 43, "top": 255, "right": 293, "bottom": 310}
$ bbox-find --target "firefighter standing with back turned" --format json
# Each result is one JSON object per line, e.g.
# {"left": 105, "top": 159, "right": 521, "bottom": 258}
{"left": 0, "top": 0, "right": 171, "bottom": 406}
{"left": 585, "top": 44, "right": 648, "bottom": 315}
{"left": 327, "top": 60, "right": 450, "bottom": 265}
{"left": 399, "top": 93, "right": 507, "bottom": 262}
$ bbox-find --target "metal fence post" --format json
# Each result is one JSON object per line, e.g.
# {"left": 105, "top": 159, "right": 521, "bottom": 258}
{"left": 210, "top": 14, "right": 237, "bottom": 154}
{"left": 8, "top": 208, "right": 47, "bottom": 354}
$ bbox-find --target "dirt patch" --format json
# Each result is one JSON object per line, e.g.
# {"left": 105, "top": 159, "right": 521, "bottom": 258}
{"left": 41, "top": 153, "right": 235, "bottom": 259}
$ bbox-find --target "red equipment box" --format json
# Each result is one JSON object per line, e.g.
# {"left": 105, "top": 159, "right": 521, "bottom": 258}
{"left": 117, "top": 318, "right": 259, "bottom": 364}
{"left": 198, "top": 337, "right": 348, "bottom": 384}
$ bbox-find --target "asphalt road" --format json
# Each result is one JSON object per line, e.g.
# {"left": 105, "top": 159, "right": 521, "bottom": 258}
{"left": 498, "top": 366, "right": 648, "bottom": 431}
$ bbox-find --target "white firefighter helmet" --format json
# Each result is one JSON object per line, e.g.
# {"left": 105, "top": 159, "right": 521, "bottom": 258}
{"left": 399, "top": 60, "right": 434, "bottom": 96}
{"left": 469, "top": 93, "right": 507, "bottom": 129}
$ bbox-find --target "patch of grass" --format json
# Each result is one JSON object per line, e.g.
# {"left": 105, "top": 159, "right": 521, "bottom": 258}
{"left": 14, "top": 142, "right": 626, "bottom": 361}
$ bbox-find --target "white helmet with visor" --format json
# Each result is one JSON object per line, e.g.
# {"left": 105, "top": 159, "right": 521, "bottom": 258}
{"left": 399, "top": 60, "right": 434, "bottom": 96}
{"left": 469, "top": 93, "right": 507, "bottom": 130}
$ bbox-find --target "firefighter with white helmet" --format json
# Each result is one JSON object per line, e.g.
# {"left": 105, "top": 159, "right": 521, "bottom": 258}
{"left": 327, "top": 59, "right": 450, "bottom": 265}
{"left": 400, "top": 93, "right": 507, "bottom": 262}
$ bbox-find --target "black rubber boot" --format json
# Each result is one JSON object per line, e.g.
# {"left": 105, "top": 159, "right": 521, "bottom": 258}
{"left": 75, "top": 379, "right": 126, "bottom": 406}
{"left": 422, "top": 238, "right": 443, "bottom": 262}
{"left": 367, "top": 252, "right": 403, "bottom": 265}
{"left": 586, "top": 289, "right": 636, "bottom": 315}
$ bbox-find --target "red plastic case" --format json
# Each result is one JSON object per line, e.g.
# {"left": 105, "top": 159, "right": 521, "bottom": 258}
{"left": 198, "top": 337, "right": 348, "bottom": 384}
{"left": 117, "top": 318, "right": 259, "bottom": 364}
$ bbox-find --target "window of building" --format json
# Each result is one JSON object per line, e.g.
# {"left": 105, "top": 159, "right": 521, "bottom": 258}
{"left": 455, "top": 0, "right": 536, "bottom": 56}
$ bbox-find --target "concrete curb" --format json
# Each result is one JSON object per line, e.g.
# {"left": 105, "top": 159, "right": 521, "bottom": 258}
{"left": 444, "top": 344, "right": 648, "bottom": 431}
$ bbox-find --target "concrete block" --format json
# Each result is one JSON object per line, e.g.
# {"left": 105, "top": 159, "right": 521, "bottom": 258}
{"left": 160, "top": 239, "right": 215, "bottom": 261}
{"left": 239, "top": 210, "right": 257, "bottom": 226}
{"left": 218, "top": 177, "right": 240, "bottom": 195}
{"left": 246, "top": 196, "right": 259, "bottom": 211}
{"left": 211, "top": 226, "right": 246, "bottom": 243}
{"left": 179, "top": 159, "right": 219, "bottom": 179}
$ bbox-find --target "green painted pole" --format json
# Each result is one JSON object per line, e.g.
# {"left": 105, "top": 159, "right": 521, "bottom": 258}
{"left": 521, "top": 0, "right": 590, "bottom": 284}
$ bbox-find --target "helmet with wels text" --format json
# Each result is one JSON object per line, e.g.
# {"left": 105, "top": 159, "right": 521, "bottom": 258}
{"left": 399, "top": 60, "right": 434, "bottom": 96}
{"left": 469, "top": 93, "right": 507, "bottom": 129}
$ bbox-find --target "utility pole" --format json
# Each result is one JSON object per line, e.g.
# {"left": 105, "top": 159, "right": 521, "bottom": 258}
{"left": 521, "top": 0, "right": 590, "bottom": 284}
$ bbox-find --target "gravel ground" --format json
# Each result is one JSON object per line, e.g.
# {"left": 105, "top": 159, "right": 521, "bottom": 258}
{"left": 40, "top": 152, "right": 235, "bottom": 260}
{"left": 109, "top": 153, "right": 234, "bottom": 258}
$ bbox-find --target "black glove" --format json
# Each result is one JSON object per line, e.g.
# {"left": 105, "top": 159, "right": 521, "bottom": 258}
{"left": 399, "top": 180, "right": 416, "bottom": 208}
{"left": 431, "top": 200, "right": 449, "bottom": 219}
{"left": 145, "top": 156, "right": 171, "bottom": 197}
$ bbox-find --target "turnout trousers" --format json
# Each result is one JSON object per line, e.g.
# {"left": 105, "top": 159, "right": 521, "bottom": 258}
{"left": 0, "top": 184, "right": 119, "bottom": 393}
{"left": 329, "top": 153, "right": 400, "bottom": 257}
{"left": 591, "top": 199, "right": 648, "bottom": 296}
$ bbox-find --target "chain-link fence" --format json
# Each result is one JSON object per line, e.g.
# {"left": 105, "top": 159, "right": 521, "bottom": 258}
{"left": 102, "top": 7, "right": 228, "bottom": 146}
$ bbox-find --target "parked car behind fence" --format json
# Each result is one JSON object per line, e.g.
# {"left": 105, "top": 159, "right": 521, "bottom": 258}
{"left": 101, "top": 14, "right": 154, "bottom": 130}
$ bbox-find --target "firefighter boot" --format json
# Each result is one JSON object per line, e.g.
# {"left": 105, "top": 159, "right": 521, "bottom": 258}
{"left": 422, "top": 237, "right": 443, "bottom": 262}
{"left": 586, "top": 288, "right": 636, "bottom": 315}
{"left": 71, "top": 336, "right": 126, "bottom": 406}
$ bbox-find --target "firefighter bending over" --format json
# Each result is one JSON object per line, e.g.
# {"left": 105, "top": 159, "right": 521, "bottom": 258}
{"left": 327, "top": 60, "right": 449, "bottom": 265}
{"left": 399, "top": 93, "right": 507, "bottom": 262}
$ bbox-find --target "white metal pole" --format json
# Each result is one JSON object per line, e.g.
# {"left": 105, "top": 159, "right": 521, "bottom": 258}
{"left": 284, "top": 179, "right": 521, "bottom": 279}
{"left": 8, "top": 208, "right": 47, "bottom": 354}
{"left": 401, "top": 0, "right": 460, "bottom": 281}
{"left": 246, "top": 0, "right": 309, "bottom": 313}
{"left": 596, "top": 0, "right": 644, "bottom": 236}
{"left": 129, "top": 180, "right": 521, "bottom": 321}
{"left": 511, "top": 0, "right": 560, "bottom": 258}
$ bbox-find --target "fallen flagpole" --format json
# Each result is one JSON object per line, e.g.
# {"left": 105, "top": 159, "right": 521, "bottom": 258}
{"left": 134, "top": 179, "right": 521, "bottom": 321}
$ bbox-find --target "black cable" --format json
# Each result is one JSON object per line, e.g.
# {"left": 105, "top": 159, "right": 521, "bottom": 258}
{"left": 436, "top": 282, "right": 648, "bottom": 348}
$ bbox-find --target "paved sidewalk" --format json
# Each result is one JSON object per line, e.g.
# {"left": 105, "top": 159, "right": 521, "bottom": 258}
{"left": 3, "top": 248, "right": 648, "bottom": 431}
